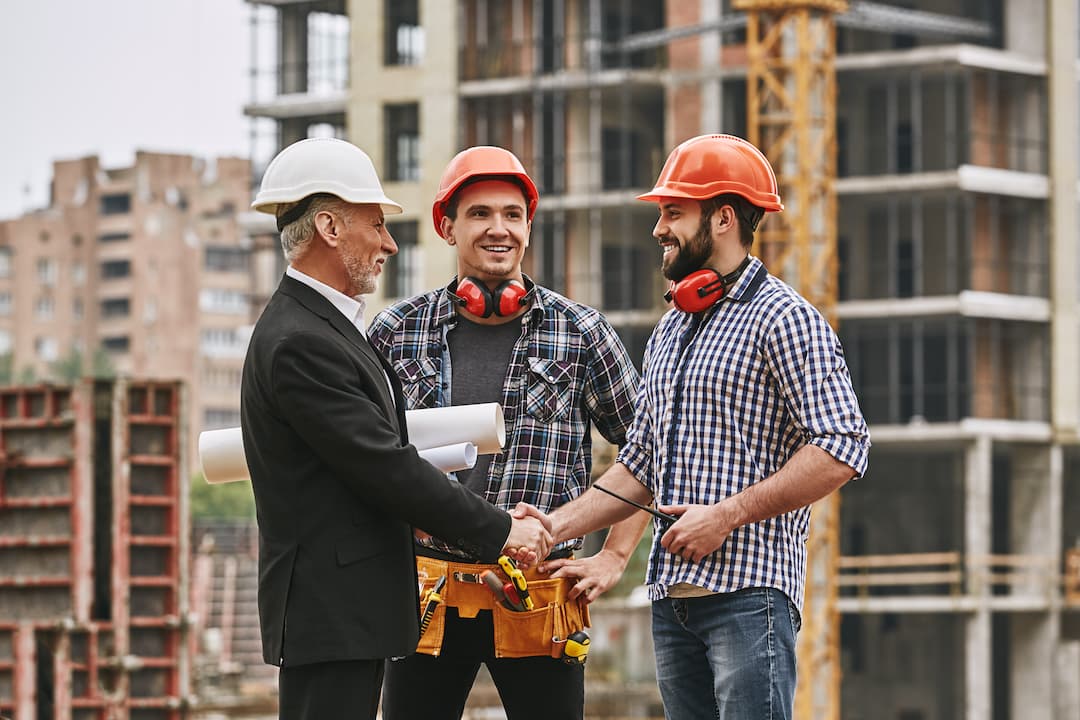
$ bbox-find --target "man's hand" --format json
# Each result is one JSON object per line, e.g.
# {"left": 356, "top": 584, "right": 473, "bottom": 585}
{"left": 539, "top": 549, "right": 628, "bottom": 603}
{"left": 657, "top": 503, "right": 734, "bottom": 564}
{"left": 503, "top": 503, "right": 552, "bottom": 569}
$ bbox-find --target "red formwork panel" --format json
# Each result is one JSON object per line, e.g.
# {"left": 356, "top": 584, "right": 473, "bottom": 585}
{"left": 48, "top": 622, "right": 116, "bottom": 720}
{"left": 0, "top": 623, "right": 36, "bottom": 720}
{"left": 0, "top": 380, "right": 191, "bottom": 720}
{"left": 109, "top": 380, "right": 191, "bottom": 720}
{"left": 0, "top": 384, "right": 95, "bottom": 624}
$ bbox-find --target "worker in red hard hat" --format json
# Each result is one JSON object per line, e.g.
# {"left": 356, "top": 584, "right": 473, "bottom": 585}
{"left": 369, "top": 146, "right": 645, "bottom": 720}
{"left": 547, "top": 134, "right": 871, "bottom": 720}
{"left": 240, "top": 138, "right": 553, "bottom": 720}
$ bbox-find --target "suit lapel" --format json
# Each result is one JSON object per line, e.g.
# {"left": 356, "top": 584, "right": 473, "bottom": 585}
{"left": 277, "top": 276, "right": 405, "bottom": 434}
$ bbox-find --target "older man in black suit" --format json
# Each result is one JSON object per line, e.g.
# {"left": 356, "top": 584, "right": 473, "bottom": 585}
{"left": 241, "top": 138, "right": 551, "bottom": 720}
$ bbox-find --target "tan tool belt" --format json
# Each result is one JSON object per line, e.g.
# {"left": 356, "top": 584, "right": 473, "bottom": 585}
{"left": 414, "top": 555, "right": 591, "bottom": 659}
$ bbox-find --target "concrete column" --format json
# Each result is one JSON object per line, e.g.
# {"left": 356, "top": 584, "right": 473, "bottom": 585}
{"left": 1008, "top": 444, "right": 1061, "bottom": 720}
{"left": 1055, "top": 642, "right": 1080, "bottom": 720}
{"left": 278, "top": 5, "right": 308, "bottom": 94}
{"left": 1048, "top": 0, "right": 1080, "bottom": 437}
{"left": 1012, "top": 613, "right": 1060, "bottom": 720}
{"left": 964, "top": 435, "right": 992, "bottom": 720}
{"left": 700, "top": 0, "right": 722, "bottom": 131}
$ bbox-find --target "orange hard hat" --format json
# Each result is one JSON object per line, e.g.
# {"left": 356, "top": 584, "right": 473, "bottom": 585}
{"left": 638, "top": 134, "right": 784, "bottom": 213}
{"left": 432, "top": 146, "right": 540, "bottom": 237}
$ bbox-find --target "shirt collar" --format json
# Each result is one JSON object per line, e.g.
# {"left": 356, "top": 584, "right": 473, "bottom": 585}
{"left": 724, "top": 255, "right": 768, "bottom": 303}
{"left": 286, "top": 265, "right": 368, "bottom": 336}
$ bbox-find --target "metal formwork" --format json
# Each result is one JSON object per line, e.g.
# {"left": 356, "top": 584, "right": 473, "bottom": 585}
{"left": 0, "top": 380, "right": 190, "bottom": 720}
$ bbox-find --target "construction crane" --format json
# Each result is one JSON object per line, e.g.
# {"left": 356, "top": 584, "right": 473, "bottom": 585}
{"left": 733, "top": 1, "right": 846, "bottom": 719}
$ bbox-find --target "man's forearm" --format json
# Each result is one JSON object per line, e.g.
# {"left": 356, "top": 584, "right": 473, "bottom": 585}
{"left": 599, "top": 509, "right": 651, "bottom": 564}
{"left": 551, "top": 462, "right": 652, "bottom": 543}
{"left": 720, "top": 444, "right": 856, "bottom": 529}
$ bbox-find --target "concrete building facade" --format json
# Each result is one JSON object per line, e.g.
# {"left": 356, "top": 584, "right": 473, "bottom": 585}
{"left": 243, "top": 1, "right": 1080, "bottom": 717}
{"left": 0, "top": 151, "right": 253, "bottom": 465}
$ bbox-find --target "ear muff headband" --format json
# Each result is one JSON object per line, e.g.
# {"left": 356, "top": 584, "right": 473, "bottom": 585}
{"left": 454, "top": 277, "right": 528, "bottom": 318}
{"left": 664, "top": 256, "right": 752, "bottom": 313}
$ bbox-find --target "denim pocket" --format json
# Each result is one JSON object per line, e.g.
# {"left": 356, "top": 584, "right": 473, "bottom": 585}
{"left": 786, "top": 598, "right": 802, "bottom": 635}
{"left": 524, "top": 358, "right": 574, "bottom": 422}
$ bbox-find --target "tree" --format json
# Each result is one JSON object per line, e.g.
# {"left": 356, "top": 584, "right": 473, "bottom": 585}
{"left": 189, "top": 472, "right": 256, "bottom": 520}
{"left": 50, "top": 348, "right": 84, "bottom": 383}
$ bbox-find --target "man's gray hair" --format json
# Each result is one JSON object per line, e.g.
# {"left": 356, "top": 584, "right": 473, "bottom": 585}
{"left": 278, "top": 194, "right": 350, "bottom": 262}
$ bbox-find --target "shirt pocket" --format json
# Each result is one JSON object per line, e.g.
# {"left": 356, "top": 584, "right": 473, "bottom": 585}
{"left": 393, "top": 357, "right": 439, "bottom": 408}
{"left": 524, "top": 358, "right": 575, "bottom": 422}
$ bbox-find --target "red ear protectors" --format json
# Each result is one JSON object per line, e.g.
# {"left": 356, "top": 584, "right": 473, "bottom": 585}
{"left": 454, "top": 277, "right": 528, "bottom": 318}
{"left": 664, "top": 270, "right": 728, "bottom": 313}
{"left": 664, "top": 256, "right": 752, "bottom": 313}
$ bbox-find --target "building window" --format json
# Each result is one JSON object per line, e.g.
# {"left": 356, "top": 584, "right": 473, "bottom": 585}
{"left": 101, "top": 260, "right": 132, "bottom": 279}
{"left": 308, "top": 12, "right": 350, "bottom": 93}
{"left": 204, "top": 246, "right": 250, "bottom": 273}
{"left": 100, "top": 193, "right": 131, "bottom": 215}
{"left": 37, "top": 258, "right": 58, "bottom": 286}
{"left": 98, "top": 232, "right": 131, "bottom": 243}
{"left": 385, "top": 0, "right": 424, "bottom": 66}
{"left": 204, "top": 407, "right": 241, "bottom": 430}
{"left": 601, "top": 245, "right": 652, "bottom": 311}
{"left": 200, "top": 328, "right": 249, "bottom": 358}
{"left": 73, "top": 298, "right": 84, "bottom": 320}
{"left": 199, "top": 288, "right": 249, "bottom": 315}
{"left": 72, "top": 262, "right": 86, "bottom": 286}
{"left": 0, "top": 293, "right": 10, "bottom": 316}
{"left": 0, "top": 248, "right": 11, "bottom": 278}
{"left": 384, "top": 220, "right": 419, "bottom": 298}
{"left": 101, "top": 336, "right": 131, "bottom": 353}
{"left": 0, "top": 330, "right": 11, "bottom": 355}
{"left": 101, "top": 298, "right": 131, "bottom": 318}
{"left": 35, "top": 296, "right": 55, "bottom": 320}
{"left": 35, "top": 336, "right": 59, "bottom": 361}
{"left": 385, "top": 103, "right": 420, "bottom": 182}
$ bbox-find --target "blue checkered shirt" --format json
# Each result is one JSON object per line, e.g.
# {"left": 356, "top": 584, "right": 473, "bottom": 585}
{"left": 369, "top": 277, "right": 640, "bottom": 558}
{"left": 617, "top": 256, "right": 870, "bottom": 610}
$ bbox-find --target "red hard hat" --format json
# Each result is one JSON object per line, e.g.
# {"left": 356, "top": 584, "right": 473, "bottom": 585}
{"left": 432, "top": 146, "right": 540, "bottom": 238}
{"left": 638, "top": 134, "right": 784, "bottom": 213}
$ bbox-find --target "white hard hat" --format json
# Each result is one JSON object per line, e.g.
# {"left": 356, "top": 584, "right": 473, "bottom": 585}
{"left": 252, "top": 138, "right": 403, "bottom": 230}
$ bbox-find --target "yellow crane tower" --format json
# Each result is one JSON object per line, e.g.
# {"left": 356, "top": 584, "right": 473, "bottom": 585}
{"left": 732, "top": 1, "right": 846, "bottom": 719}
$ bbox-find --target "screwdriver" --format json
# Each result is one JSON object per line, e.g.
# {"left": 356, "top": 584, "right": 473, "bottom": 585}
{"left": 419, "top": 575, "right": 446, "bottom": 638}
{"left": 482, "top": 570, "right": 522, "bottom": 611}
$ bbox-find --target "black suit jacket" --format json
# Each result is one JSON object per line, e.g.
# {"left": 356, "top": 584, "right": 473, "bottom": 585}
{"left": 241, "top": 275, "right": 511, "bottom": 667}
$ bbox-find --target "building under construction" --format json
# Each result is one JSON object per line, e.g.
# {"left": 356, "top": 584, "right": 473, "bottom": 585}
{"left": 242, "top": 0, "right": 1080, "bottom": 718}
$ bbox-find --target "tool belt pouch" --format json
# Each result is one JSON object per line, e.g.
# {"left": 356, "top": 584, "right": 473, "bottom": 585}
{"left": 492, "top": 577, "right": 591, "bottom": 660}
{"left": 413, "top": 556, "right": 591, "bottom": 659}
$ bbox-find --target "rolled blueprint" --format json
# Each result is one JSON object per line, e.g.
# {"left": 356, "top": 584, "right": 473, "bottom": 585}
{"left": 200, "top": 403, "right": 504, "bottom": 484}
{"left": 199, "top": 427, "right": 249, "bottom": 485}
{"left": 405, "top": 402, "right": 505, "bottom": 455}
{"left": 418, "top": 442, "right": 477, "bottom": 473}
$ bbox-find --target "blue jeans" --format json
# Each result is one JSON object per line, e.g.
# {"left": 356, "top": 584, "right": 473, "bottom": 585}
{"left": 651, "top": 587, "right": 800, "bottom": 720}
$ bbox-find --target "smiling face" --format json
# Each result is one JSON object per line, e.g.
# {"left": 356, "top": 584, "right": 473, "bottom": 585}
{"left": 337, "top": 203, "right": 397, "bottom": 295}
{"left": 441, "top": 179, "right": 531, "bottom": 284}
{"left": 652, "top": 199, "right": 714, "bottom": 282}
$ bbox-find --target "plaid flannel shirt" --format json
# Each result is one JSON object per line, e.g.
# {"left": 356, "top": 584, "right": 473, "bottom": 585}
{"left": 369, "top": 277, "right": 640, "bottom": 558}
{"left": 617, "top": 257, "right": 870, "bottom": 610}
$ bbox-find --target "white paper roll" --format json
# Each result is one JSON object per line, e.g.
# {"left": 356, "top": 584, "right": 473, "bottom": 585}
{"left": 198, "top": 427, "right": 250, "bottom": 485}
{"left": 405, "top": 403, "right": 505, "bottom": 455}
{"left": 418, "top": 442, "right": 477, "bottom": 473}
{"left": 199, "top": 403, "right": 505, "bottom": 484}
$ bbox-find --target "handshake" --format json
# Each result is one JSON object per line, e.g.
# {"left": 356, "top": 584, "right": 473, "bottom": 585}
{"left": 502, "top": 502, "right": 556, "bottom": 569}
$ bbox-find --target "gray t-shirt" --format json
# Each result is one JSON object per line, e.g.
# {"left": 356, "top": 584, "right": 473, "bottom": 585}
{"left": 447, "top": 314, "right": 520, "bottom": 493}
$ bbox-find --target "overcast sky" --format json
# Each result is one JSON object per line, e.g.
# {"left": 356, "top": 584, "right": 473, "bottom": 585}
{"left": 0, "top": 0, "right": 252, "bottom": 220}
